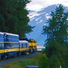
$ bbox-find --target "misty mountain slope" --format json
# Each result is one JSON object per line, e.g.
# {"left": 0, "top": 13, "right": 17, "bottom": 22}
{"left": 26, "top": 5, "right": 68, "bottom": 45}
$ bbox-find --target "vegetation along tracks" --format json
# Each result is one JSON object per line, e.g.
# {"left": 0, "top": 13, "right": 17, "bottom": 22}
{"left": 0, "top": 52, "right": 39, "bottom": 66}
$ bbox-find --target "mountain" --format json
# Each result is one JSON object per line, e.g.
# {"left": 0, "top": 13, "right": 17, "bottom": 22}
{"left": 26, "top": 5, "right": 68, "bottom": 45}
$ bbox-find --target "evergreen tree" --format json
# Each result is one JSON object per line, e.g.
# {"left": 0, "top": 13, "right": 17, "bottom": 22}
{"left": 0, "top": 0, "right": 32, "bottom": 38}
{"left": 16, "top": 0, "right": 33, "bottom": 38}
{"left": 42, "top": 4, "right": 68, "bottom": 67}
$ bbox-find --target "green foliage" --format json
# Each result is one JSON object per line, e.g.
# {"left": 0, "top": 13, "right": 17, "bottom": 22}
{"left": 0, "top": 0, "right": 33, "bottom": 38}
{"left": 49, "top": 55, "right": 60, "bottom": 68}
{"left": 42, "top": 4, "right": 68, "bottom": 68}
{"left": 43, "top": 4, "right": 68, "bottom": 44}
{"left": 0, "top": 14, "right": 6, "bottom": 31}
{"left": 39, "top": 54, "right": 50, "bottom": 68}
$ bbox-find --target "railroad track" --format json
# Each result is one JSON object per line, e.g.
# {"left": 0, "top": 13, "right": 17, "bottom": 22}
{"left": 0, "top": 52, "right": 39, "bottom": 66}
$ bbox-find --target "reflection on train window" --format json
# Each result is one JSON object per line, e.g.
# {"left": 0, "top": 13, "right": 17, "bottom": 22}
{"left": 25, "top": 43, "right": 28, "bottom": 48}
{"left": 5, "top": 44, "right": 19, "bottom": 49}
{"left": 20, "top": 43, "right": 22, "bottom": 48}
{"left": 22, "top": 43, "right": 28, "bottom": 48}
{"left": 0, "top": 43, "right": 4, "bottom": 49}
{"left": 19, "top": 42, "right": 28, "bottom": 48}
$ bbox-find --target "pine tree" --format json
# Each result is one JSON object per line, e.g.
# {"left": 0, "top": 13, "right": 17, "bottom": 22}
{"left": 16, "top": 0, "right": 33, "bottom": 38}
{"left": 42, "top": 4, "right": 68, "bottom": 67}
{"left": 0, "top": 0, "right": 32, "bottom": 38}
{"left": 43, "top": 5, "right": 68, "bottom": 44}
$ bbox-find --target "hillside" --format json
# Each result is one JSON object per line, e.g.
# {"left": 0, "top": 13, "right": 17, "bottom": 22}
{"left": 26, "top": 5, "right": 68, "bottom": 45}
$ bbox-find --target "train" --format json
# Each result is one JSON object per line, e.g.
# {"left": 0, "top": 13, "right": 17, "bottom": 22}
{"left": 0, "top": 32, "right": 37, "bottom": 59}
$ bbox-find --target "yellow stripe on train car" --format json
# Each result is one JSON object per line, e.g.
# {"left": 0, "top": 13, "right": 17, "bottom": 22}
{"left": 0, "top": 49, "right": 5, "bottom": 53}
{"left": 5, "top": 48, "right": 19, "bottom": 52}
{"left": 4, "top": 42, "right": 19, "bottom": 43}
{"left": 20, "top": 48, "right": 29, "bottom": 51}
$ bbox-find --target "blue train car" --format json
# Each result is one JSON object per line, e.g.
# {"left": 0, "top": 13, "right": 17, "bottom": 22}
{"left": 4, "top": 33, "right": 19, "bottom": 58}
{"left": 0, "top": 32, "right": 32, "bottom": 59}
{"left": 0, "top": 32, "right": 5, "bottom": 59}
{"left": 19, "top": 40, "right": 29, "bottom": 55}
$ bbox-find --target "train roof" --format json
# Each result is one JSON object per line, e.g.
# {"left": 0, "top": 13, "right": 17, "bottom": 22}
{"left": 5, "top": 32, "right": 19, "bottom": 36}
{"left": 20, "top": 37, "right": 37, "bottom": 42}
{"left": 0, "top": 32, "right": 19, "bottom": 36}
{"left": 0, "top": 32, "right": 4, "bottom": 34}
{"left": 19, "top": 40, "right": 28, "bottom": 43}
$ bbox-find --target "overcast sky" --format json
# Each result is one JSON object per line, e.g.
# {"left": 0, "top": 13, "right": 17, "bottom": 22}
{"left": 26, "top": 0, "right": 68, "bottom": 11}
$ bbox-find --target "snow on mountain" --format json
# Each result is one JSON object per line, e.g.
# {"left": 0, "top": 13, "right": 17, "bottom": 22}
{"left": 26, "top": 5, "right": 68, "bottom": 45}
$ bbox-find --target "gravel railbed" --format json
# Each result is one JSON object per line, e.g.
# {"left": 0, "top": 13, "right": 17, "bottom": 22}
{"left": 0, "top": 52, "right": 39, "bottom": 66}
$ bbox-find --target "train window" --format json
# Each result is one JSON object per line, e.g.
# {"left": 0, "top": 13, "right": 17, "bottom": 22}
{"left": 6, "top": 45, "right": 11, "bottom": 49}
{"left": 25, "top": 43, "right": 27, "bottom": 48}
{"left": 25, "top": 43, "right": 28, "bottom": 48}
{"left": 11, "top": 44, "right": 19, "bottom": 48}
{"left": 0, "top": 43, "right": 4, "bottom": 49}
{"left": 5, "top": 43, "right": 19, "bottom": 49}
{"left": 22, "top": 43, "right": 25, "bottom": 48}
{"left": 22, "top": 43, "right": 24, "bottom": 48}
{"left": 22, "top": 43, "right": 27, "bottom": 48}
{"left": 27, "top": 43, "right": 29, "bottom": 48}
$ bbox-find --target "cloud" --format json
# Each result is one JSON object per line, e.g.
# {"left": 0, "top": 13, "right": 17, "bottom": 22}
{"left": 27, "top": 4, "right": 42, "bottom": 11}
{"left": 26, "top": 0, "right": 68, "bottom": 11}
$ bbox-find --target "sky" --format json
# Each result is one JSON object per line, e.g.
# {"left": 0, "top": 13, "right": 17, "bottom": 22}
{"left": 26, "top": 0, "right": 68, "bottom": 11}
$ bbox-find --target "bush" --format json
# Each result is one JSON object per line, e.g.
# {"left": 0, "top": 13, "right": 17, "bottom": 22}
{"left": 49, "top": 55, "right": 61, "bottom": 68}
{"left": 39, "top": 54, "right": 50, "bottom": 68}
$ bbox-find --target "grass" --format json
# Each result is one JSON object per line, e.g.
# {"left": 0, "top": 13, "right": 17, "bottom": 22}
{"left": 0, "top": 54, "right": 41, "bottom": 68}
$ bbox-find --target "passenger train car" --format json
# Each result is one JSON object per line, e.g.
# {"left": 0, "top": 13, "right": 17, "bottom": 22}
{"left": 0, "top": 32, "right": 37, "bottom": 59}
{"left": 0, "top": 32, "right": 4, "bottom": 59}
{"left": 19, "top": 40, "right": 29, "bottom": 55}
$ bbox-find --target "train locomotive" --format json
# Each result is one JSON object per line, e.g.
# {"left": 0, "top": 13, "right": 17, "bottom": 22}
{"left": 28, "top": 39, "right": 37, "bottom": 53}
{"left": 0, "top": 32, "right": 37, "bottom": 59}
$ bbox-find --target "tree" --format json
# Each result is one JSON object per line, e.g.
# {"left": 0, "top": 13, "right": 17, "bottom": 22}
{"left": 39, "top": 54, "right": 50, "bottom": 68}
{"left": 0, "top": 0, "right": 32, "bottom": 38}
{"left": 42, "top": 4, "right": 68, "bottom": 67}
{"left": 0, "top": 14, "right": 6, "bottom": 31}
{"left": 16, "top": 1, "right": 33, "bottom": 38}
